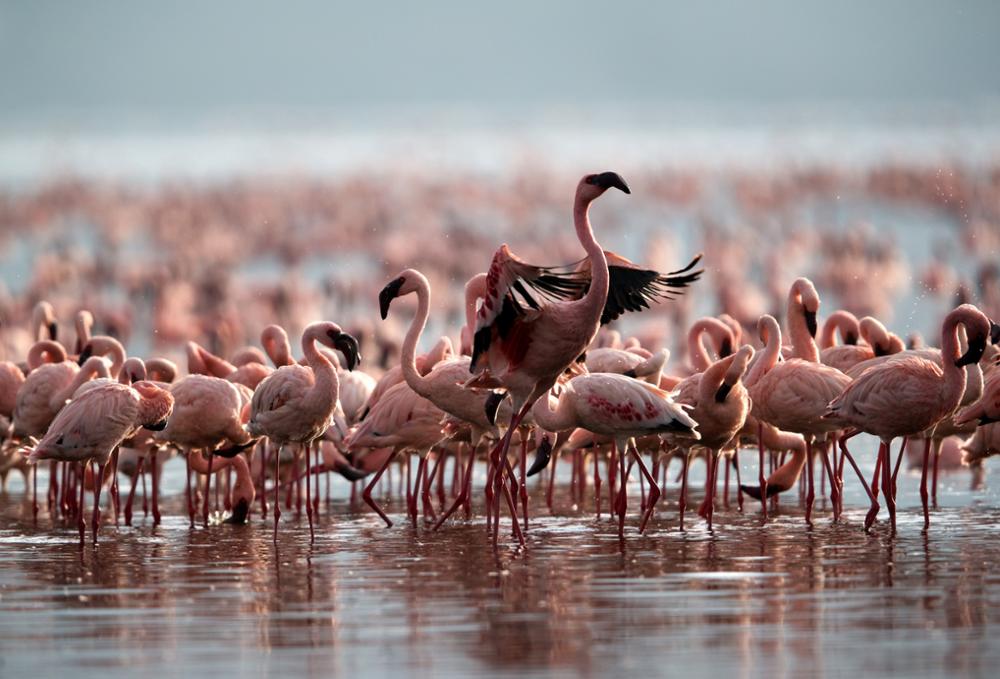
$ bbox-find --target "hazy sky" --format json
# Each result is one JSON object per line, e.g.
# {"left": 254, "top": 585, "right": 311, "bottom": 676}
{"left": 2, "top": 0, "right": 999, "bottom": 127}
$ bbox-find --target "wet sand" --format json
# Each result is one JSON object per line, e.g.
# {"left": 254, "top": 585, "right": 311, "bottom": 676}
{"left": 1, "top": 441, "right": 999, "bottom": 678}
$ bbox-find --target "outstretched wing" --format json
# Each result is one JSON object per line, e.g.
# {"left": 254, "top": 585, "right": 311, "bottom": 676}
{"left": 471, "top": 244, "right": 588, "bottom": 371}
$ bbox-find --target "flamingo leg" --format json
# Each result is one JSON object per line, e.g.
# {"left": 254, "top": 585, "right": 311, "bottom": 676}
{"left": 406, "top": 454, "right": 417, "bottom": 527}
{"left": 870, "top": 448, "right": 882, "bottom": 504}
{"left": 678, "top": 455, "right": 689, "bottom": 531}
{"left": 124, "top": 456, "right": 144, "bottom": 526}
{"left": 433, "top": 443, "right": 477, "bottom": 531}
{"left": 615, "top": 440, "right": 628, "bottom": 536}
{"left": 78, "top": 461, "right": 86, "bottom": 547}
{"left": 820, "top": 444, "right": 838, "bottom": 522}
{"left": 151, "top": 448, "right": 161, "bottom": 526}
{"left": 838, "top": 431, "right": 879, "bottom": 530}
{"left": 757, "top": 421, "right": 768, "bottom": 520}
{"left": 259, "top": 443, "right": 268, "bottom": 519}
{"left": 109, "top": 447, "right": 120, "bottom": 526}
{"left": 362, "top": 450, "right": 398, "bottom": 528}
{"left": 881, "top": 440, "right": 897, "bottom": 531}
{"left": 91, "top": 460, "right": 106, "bottom": 545}
{"left": 32, "top": 463, "right": 38, "bottom": 523}
{"left": 313, "top": 444, "right": 320, "bottom": 518}
{"left": 273, "top": 446, "right": 282, "bottom": 543}
{"left": 141, "top": 456, "right": 148, "bottom": 518}
{"left": 723, "top": 452, "right": 730, "bottom": 508}
{"left": 519, "top": 433, "right": 528, "bottom": 531}
{"left": 185, "top": 453, "right": 195, "bottom": 528}
{"left": 920, "top": 437, "right": 931, "bottom": 531}
{"left": 421, "top": 454, "right": 438, "bottom": 523}
{"left": 636, "top": 446, "right": 661, "bottom": 534}
{"left": 805, "top": 438, "right": 815, "bottom": 527}
{"left": 47, "top": 461, "right": 58, "bottom": 516}
{"left": 305, "top": 443, "right": 315, "bottom": 544}
{"left": 593, "top": 450, "right": 602, "bottom": 518}
{"left": 931, "top": 438, "right": 941, "bottom": 507}
{"left": 203, "top": 451, "right": 214, "bottom": 528}
{"left": 734, "top": 450, "right": 744, "bottom": 513}
{"left": 890, "top": 437, "right": 907, "bottom": 500}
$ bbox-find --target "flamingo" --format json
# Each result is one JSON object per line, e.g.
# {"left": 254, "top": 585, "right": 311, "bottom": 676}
{"left": 746, "top": 311, "right": 852, "bottom": 526}
{"left": 248, "top": 321, "right": 360, "bottom": 543}
{"left": 470, "top": 172, "right": 700, "bottom": 540}
{"left": 378, "top": 268, "right": 520, "bottom": 530}
{"left": 585, "top": 347, "right": 669, "bottom": 384}
{"left": 825, "top": 304, "right": 991, "bottom": 531}
{"left": 26, "top": 381, "right": 173, "bottom": 545}
{"left": 530, "top": 371, "right": 698, "bottom": 535}
{"left": 664, "top": 345, "right": 754, "bottom": 530}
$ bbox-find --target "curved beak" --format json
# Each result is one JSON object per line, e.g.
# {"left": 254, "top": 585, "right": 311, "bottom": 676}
{"left": 335, "top": 333, "right": 361, "bottom": 371}
{"left": 77, "top": 344, "right": 93, "bottom": 367}
{"left": 956, "top": 336, "right": 987, "bottom": 367}
{"left": 484, "top": 390, "right": 506, "bottom": 427}
{"left": 48, "top": 321, "right": 58, "bottom": 342}
{"left": 379, "top": 277, "right": 405, "bottom": 320}
{"left": 144, "top": 419, "right": 169, "bottom": 432}
{"left": 526, "top": 435, "right": 553, "bottom": 477}
{"left": 593, "top": 171, "right": 631, "bottom": 194}
{"left": 719, "top": 338, "right": 733, "bottom": 358}
{"left": 991, "top": 320, "right": 1000, "bottom": 345}
{"left": 714, "top": 382, "right": 733, "bottom": 403}
{"left": 214, "top": 438, "right": 258, "bottom": 458}
{"left": 804, "top": 310, "right": 818, "bottom": 338}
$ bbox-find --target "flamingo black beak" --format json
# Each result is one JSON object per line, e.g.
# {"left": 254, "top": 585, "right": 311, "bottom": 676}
{"left": 956, "top": 336, "right": 987, "bottom": 367}
{"left": 739, "top": 482, "right": 787, "bottom": 501}
{"left": 714, "top": 382, "right": 733, "bottom": 403}
{"left": 224, "top": 499, "right": 250, "bottom": 525}
{"left": 844, "top": 332, "right": 859, "bottom": 346}
{"left": 214, "top": 439, "right": 258, "bottom": 458}
{"left": 719, "top": 338, "right": 733, "bottom": 358}
{"left": 48, "top": 321, "right": 58, "bottom": 341}
{"left": 484, "top": 390, "right": 505, "bottom": 426}
{"left": 379, "top": 277, "right": 405, "bottom": 320}
{"left": 77, "top": 344, "right": 93, "bottom": 366}
{"left": 334, "top": 461, "right": 369, "bottom": 482}
{"left": 334, "top": 333, "right": 361, "bottom": 371}
{"left": 990, "top": 320, "right": 1000, "bottom": 345}
{"left": 980, "top": 415, "right": 1000, "bottom": 426}
{"left": 874, "top": 343, "right": 891, "bottom": 357}
{"left": 145, "top": 419, "right": 169, "bottom": 432}
{"left": 526, "top": 434, "right": 553, "bottom": 477}
{"left": 804, "top": 310, "right": 818, "bottom": 338}
{"left": 623, "top": 369, "right": 637, "bottom": 378}
{"left": 588, "top": 171, "right": 631, "bottom": 194}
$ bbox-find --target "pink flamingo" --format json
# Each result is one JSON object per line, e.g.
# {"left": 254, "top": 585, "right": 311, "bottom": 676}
{"left": 471, "top": 172, "right": 698, "bottom": 539}
{"left": 664, "top": 345, "right": 754, "bottom": 530}
{"left": 248, "top": 321, "right": 359, "bottom": 543}
{"left": 746, "top": 309, "right": 852, "bottom": 526}
{"left": 531, "top": 371, "right": 698, "bottom": 535}
{"left": 345, "top": 380, "right": 446, "bottom": 529}
{"left": 686, "top": 317, "right": 736, "bottom": 372}
{"left": 826, "top": 304, "right": 991, "bottom": 530}
{"left": 820, "top": 314, "right": 898, "bottom": 372}
{"left": 27, "top": 381, "right": 173, "bottom": 545}
{"left": 378, "top": 268, "right": 520, "bottom": 530}
{"left": 459, "top": 273, "right": 488, "bottom": 356}
{"left": 585, "top": 347, "right": 669, "bottom": 384}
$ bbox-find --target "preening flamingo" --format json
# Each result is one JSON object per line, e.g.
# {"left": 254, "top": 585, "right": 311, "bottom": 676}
{"left": 27, "top": 381, "right": 173, "bottom": 545}
{"left": 248, "top": 321, "right": 360, "bottom": 543}
{"left": 825, "top": 304, "right": 991, "bottom": 531}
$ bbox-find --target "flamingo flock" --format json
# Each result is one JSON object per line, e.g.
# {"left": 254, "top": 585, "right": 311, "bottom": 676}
{"left": 1, "top": 171, "right": 999, "bottom": 549}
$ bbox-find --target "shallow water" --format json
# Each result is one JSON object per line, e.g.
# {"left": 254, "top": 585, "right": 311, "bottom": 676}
{"left": 2, "top": 441, "right": 1000, "bottom": 678}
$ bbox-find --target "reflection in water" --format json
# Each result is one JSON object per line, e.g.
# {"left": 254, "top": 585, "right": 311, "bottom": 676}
{"left": 1, "top": 448, "right": 1000, "bottom": 678}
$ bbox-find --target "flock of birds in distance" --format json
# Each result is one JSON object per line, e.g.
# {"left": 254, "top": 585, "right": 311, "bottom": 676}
{"left": 2, "top": 170, "right": 1000, "bottom": 548}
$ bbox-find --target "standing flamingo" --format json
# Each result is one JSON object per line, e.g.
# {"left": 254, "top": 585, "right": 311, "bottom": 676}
{"left": 531, "top": 371, "right": 698, "bottom": 535}
{"left": 825, "top": 304, "right": 991, "bottom": 531}
{"left": 248, "top": 321, "right": 359, "bottom": 543}
{"left": 27, "top": 381, "right": 173, "bottom": 545}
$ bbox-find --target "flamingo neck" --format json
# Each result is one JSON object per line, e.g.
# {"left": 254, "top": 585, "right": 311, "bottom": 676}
{"left": 530, "top": 389, "right": 578, "bottom": 433}
{"left": 302, "top": 329, "right": 338, "bottom": 405}
{"left": 572, "top": 194, "right": 609, "bottom": 319}
{"left": 745, "top": 320, "right": 781, "bottom": 387}
{"left": 939, "top": 317, "right": 969, "bottom": 413}
{"left": 401, "top": 275, "right": 433, "bottom": 399}
{"left": 27, "top": 341, "right": 66, "bottom": 370}
{"left": 787, "top": 293, "right": 819, "bottom": 363}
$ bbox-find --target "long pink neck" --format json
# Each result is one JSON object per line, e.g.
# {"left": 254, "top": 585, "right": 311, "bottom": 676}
{"left": 787, "top": 290, "right": 819, "bottom": 362}
{"left": 52, "top": 357, "right": 110, "bottom": 406}
{"left": 687, "top": 319, "right": 730, "bottom": 372}
{"left": 745, "top": 316, "right": 781, "bottom": 387}
{"left": 571, "top": 191, "right": 609, "bottom": 323}
{"left": 820, "top": 311, "right": 859, "bottom": 349}
{"left": 302, "top": 327, "right": 338, "bottom": 408}
{"left": 27, "top": 341, "right": 66, "bottom": 370}
{"left": 939, "top": 316, "right": 969, "bottom": 415}
{"left": 530, "top": 389, "right": 579, "bottom": 433}
{"left": 464, "top": 273, "right": 487, "bottom": 338}
{"left": 400, "top": 274, "right": 434, "bottom": 399}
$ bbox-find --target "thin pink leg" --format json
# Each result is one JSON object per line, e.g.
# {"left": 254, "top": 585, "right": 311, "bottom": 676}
{"left": 363, "top": 450, "right": 398, "bottom": 528}
{"left": 678, "top": 455, "right": 689, "bottom": 531}
{"left": 151, "top": 449, "right": 161, "bottom": 526}
{"left": 273, "top": 446, "right": 282, "bottom": 543}
{"left": 91, "top": 460, "right": 106, "bottom": 545}
{"left": 203, "top": 451, "right": 214, "bottom": 528}
{"left": 305, "top": 443, "right": 315, "bottom": 544}
{"left": 757, "top": 422, "right": 768, "bottom": 520}
{"left": 805, "top": 439, "right": 815, "bottom": 527}
{"left": 78, "top": 461, "right": 86, "bottom": 547}
{"left": 920, "top": 437, "right": 931, "bottom": 531}
{"left": 433, "top": 444, "right": 477, "bottom": 530}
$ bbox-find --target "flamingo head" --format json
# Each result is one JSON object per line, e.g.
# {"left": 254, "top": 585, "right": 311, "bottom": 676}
{"left": 133, "top": 381, "right": 174, "bottom": 430}
{"left": 580, "top": 171, "right": 630, "bottom": 201}
{"left": 320, "top": 324, "right": 360, "bottom": 371}
{"left": 955, "top": 308, "right": 990, "bottom": 367}
{"left": 379, "top": 269, "right": 423, "bottom": 320}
